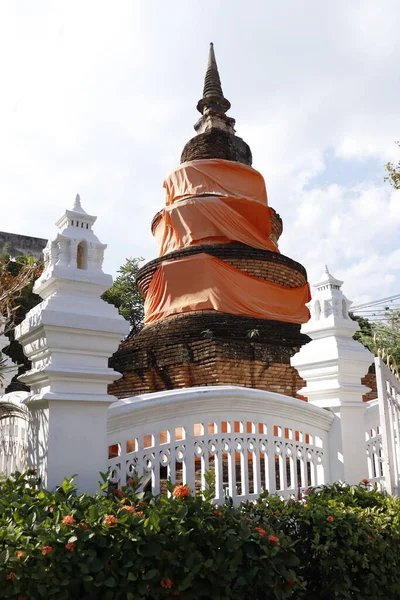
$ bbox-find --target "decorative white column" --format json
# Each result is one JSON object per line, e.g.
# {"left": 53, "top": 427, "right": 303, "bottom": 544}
{"left": 291, "top": 266, "right": 374, "bottom": 484}
{"left": 15, "top": 195, "right": 129, "bottom": 494}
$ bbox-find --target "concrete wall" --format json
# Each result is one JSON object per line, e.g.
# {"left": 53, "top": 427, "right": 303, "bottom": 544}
{"left": 0, "top": 231, "right": 47, "bottom": 260}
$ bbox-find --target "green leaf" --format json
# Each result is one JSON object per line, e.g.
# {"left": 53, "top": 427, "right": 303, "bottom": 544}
{"left": 143, "top": 569, "right": 159, "bottom": 580}
{"left": 0, "top": 548, "right": 9, "bottom": 564}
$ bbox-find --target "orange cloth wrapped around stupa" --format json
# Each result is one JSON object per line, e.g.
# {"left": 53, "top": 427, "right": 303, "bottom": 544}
{"left": 144, "top": 253, "right": 311, "bottom": 325}
{"left": 154, "top": 158, "right": 276, "bottom": 256}
{"left": 154, "top": 196, "right": 277, "bottom": 256}
{"left": 145, "top": 158, "right": 309, "bottom": 326}
{"left": 163, "top": 159, "right": 268, "bottom": 206}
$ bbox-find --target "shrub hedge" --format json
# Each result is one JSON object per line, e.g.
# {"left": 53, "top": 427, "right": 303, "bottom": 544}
{"left": 0, "top": 471, "right": 399, "bottom": 599}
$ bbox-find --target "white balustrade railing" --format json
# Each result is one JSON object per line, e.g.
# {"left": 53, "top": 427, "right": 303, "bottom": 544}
{"left": 0, "top": 392, "right": 29, "bottom": 477}
{"left": 107, "top": 386, "right": 334, "bottom": 504}
{"left": 375, "top": 357, "right": 400, "bottom": 496}
{"left": 365, "top": 400, "right": 384, "bottom": 489}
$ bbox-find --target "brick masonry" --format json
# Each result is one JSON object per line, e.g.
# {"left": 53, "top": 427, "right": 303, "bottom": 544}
{"left": 362, "top": 363, "right": 377, "bottom": 402}
{"left": 180, "top": 129, "right": 252, "bottom": 166}
{"left": 270, "top": 209, "right": 283, "bottom": 245}
{"left": 137, "top": 243, "right": 307, "bottom": 297}
{"left": 110, "top": 104, "right": 311, "bottom": 399}
{"left": 109, "top": 312, "right": 310, "bottom": 399}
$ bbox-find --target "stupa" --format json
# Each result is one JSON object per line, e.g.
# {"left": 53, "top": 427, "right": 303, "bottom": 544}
{"left": 110, "top": 44, "right": 311, "bottom": 398}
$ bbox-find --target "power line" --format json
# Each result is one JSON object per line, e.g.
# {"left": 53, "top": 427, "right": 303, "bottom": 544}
{"left": 352, "top": 294, "right": 400, "bottom": 310}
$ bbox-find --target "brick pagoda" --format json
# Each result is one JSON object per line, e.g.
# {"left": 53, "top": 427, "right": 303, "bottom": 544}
{"left": 110, "top": 44, "right": 311, "bottom": 399}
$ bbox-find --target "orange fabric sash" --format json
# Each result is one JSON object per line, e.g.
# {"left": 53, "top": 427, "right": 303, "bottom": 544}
{"left": 154, "top": 196, "right": 277, "bottom": 256}
{"left": 144, "top": 253, "right": 311, "bottom": 325}
{"left": 163, "top": 159, "right": 268, "bottom": 206}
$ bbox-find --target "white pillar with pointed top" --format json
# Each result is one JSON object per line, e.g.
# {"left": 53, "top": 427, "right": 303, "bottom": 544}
{"left": 15, "top": 195, "right": 129, "bottom": 493}
{"left": 291, "top": 266, "right": 373, "bottom": 484}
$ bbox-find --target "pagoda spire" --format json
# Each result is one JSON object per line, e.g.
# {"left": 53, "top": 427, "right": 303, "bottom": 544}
{"left": 73, "top": 193, "right": 82, "bottom": 211}
{"left": 197, "top": 43, "right": 231, "bottom": 115}
{"left": 182, "top": 43, "right": 252, "bottom": 164}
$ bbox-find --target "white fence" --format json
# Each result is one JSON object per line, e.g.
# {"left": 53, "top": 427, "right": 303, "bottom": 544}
{"left": 1, "top": 363, "right": 398, "bottom": 500}
{"left": 0, "top": 392, "right": 29, "bottom": 477}
{"left": 375, "top": 357, "right": 400, "bottom": 496}
{"left": 365, "top": 400, "right": 384, "bottom": 489}
{"left": 107, "top": 386, "right": 334, "bottom": 504}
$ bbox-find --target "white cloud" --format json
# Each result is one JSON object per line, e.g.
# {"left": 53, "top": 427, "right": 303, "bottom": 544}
{"left": 0, "top": 0, "right": 399, "bottom": 307}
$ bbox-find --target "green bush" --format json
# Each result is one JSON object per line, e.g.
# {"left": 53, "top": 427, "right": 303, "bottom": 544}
{"left": 0, "top": 472, "right": 301, "bottom": 600}
{"left": 242, "top": 481, "right": 400, "bottom": 599}
{"left": 0, "top": 472, "right": 399, "bottom": 599}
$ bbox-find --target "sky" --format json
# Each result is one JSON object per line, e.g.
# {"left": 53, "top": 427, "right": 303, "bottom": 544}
{"left": 1, "top": 0, "right": 399, "bottom": 305}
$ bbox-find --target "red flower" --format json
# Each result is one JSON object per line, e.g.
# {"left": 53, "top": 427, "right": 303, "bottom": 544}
{"left": 135, "top": 511, "right": 144, "bottom": 518}
{"left": 80, "top": 522, "right": 89, "bottom": 530}
{"left": 214, "top": 510, "right": 223, "bottom": 517}
{"left": 268, "top": 534, "right": 280, "bottom": 545}
{"left": 172, "top": 485, "right": 190, "bottom": 499}
{"left": 104, "top": 514, "right": 118, "bottom": 527}
{"left": 62, "top": 515, "right": 76, "bottom": 525}
{"left": 41, "top": 545, "right": 53, "bottom": 556}
{"left": 361, "top": 478, "right": 369, "bottom": 484}
{"left": 255, "top": 527, "right": 266, "bottom": 537}
{"left": 6, "top": 572, "right": 15, "bottom": 580}
{"left": 17, "top": 596, "right": 27, "bottom": 600}
{"left": 327, "top": 515, "right": 335, "bottom": 523}
{"left": 273, "top": 510, "right": 279, "bottom": 516}
{"left": 161, "top": 578, "right": 173, "bottom": 589}
{"left": 120, "top": 505, "right": 135, "bottom": 513}
{"left": 65, "top": 542, "right": 76, "bottom": 552}
{"left": 16, "top": 550, "right": 24, "bottom": 560}
{"left": 287, "top": 577, "right": 295, "bottom": 587}
{"left": 244, "top": 517, "right": 251, "bottom": 522}
{"left": 114, "top": 488, "right": 124, "bottom": 498}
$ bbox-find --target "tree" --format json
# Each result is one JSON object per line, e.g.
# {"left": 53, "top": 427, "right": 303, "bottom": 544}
{"left": 351, "top": 310, "right": 400, "bottom": 368}
{"left": 102, "top": 257, "right": 145, "bottom": 333}
{"left": 0, "top": 252, "right": 42, "bottom": 391}
{"left": 384, "top": 141, "right": 400, "bottom": 189}
{"left": 0, "top": 253, "right": 41, "bottom": 328}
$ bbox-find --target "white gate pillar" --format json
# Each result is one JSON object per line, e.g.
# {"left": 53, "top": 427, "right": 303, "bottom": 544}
{"left": 292, "top": 266, "right": 374, "bottom": 485}
{"left": 15, "top": 195, "right": 129, "bottom": 494}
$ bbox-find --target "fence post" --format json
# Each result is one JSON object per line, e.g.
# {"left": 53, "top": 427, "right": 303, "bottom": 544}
{"left": 375, "top": 356, "right": 400, "bottom": 495}
{"left": 292, "top": 266, "right": 374, "bottom": 485}
{"left": 15, "top": 195, "right": 130, "bottom": 494}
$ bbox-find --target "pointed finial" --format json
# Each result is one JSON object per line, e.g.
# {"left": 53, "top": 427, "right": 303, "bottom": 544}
{"left": 73, "top": 194, "right": 82, "bottom": 210}
{"left": 197, "top": 43, "right": 231, "bottom": 115}
{"left": 315, "top": 264, "right": 343, "bottom": 290}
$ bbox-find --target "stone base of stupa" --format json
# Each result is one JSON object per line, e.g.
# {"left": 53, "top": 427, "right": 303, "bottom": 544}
{"left": 108, "top": 312, "right": 309, "bottom": 398}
